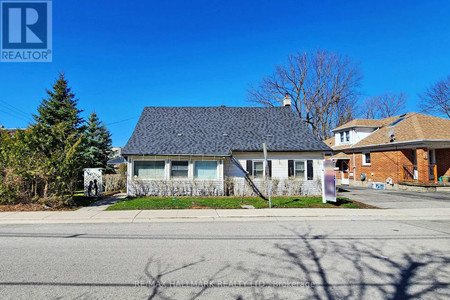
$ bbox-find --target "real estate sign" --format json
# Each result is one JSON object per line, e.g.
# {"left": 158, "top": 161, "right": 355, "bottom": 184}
{"left": 322, "top": 160, "right": 336, "bottom": 203}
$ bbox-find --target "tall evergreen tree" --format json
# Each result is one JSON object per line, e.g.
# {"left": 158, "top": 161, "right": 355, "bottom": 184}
{"left": 31, "top": 73, "right": 85, "bottom": 200}
{"left": 83, "top": 112, "right": 113, "bottom": 171}
{"left": 34, "top": 72, "right": 83, "bottom": 129}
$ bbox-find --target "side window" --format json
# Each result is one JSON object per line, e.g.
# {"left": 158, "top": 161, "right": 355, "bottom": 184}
{"left": 295, "top": 161, "right": 305, "bottom": 179}
{"left": 340, "top": 132, "right": 344, "bottom": 143}
{"left": 253, "top": 161, "right": 264, "bottom": 178}
{"left": 171, "top": 161, "right": 189, "bottom": 178}
{"left": 345, "top": 131, "right": 350, "bottom": 142}
{"left": 362, "top": 152, "right": 371, "bottom": 165}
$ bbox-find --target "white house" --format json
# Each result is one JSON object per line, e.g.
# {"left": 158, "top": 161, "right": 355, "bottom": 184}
{"left": 122, "top": 99, "right": 331, "bottom": 197}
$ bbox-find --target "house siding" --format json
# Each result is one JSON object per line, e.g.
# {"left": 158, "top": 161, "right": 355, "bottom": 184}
{"left": 225, "top": 152, "right": 324, "bottom": 196}
{"left": 126, "top": 152, "right": 325, "bottom": 197}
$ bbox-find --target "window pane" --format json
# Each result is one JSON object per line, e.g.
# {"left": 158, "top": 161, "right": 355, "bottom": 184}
{"left": 254, "top": 170, "right": 263, "bottom": 178}
{"left": 295, "top": 161, "right": 305, "bottom": 178}
{"left": 253, "top": 162, "right": 263, "bottom": 178}
{"left": 340, "top": 133, "right": 344, "bottom": 142}
{"left": 171, "top": 161, "right": 188, "bottom": 177}
{"left": 195, "top": 161, "right": 217, "bottom": 179}
{"left": 345, "top": 131, "right": 350, "bottom": 142}
{"left": 365, "top": 153, "right": 371, "bottom": 164}
{"left": 295, "top": 161, "right": 305, "bottom": 170}
{"left": 295, "top": 170, "right": 305, "bottom": 178}
{"left": 134, "top": 161, "right": 165, "bottom": 179}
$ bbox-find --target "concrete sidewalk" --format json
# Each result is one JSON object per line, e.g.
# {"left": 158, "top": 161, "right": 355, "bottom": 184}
{"left": 0, "top": 207, "right": 449, "bottom": 224}
{"left": 77, "top": 193, "right": 127, "bottom": 211}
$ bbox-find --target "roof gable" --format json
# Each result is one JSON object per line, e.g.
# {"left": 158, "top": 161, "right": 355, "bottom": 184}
{"left": 329, "top": 113, "right": 450, "bottom": 150}
{"left": 332, "top": 116, "right": 400, "bottom": 132}
{"left": 122, "top": 106, "right": 331, "bottom": 155}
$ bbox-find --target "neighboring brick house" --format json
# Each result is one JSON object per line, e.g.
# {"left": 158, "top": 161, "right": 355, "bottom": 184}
{"left": 122, "top": 101, "right": 331, "bottom": 197}
{"left": 324, "top": 113, "right": 450, "bottom": 185}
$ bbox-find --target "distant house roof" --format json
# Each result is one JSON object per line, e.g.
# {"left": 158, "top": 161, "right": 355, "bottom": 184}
{"left": 330, "top": 152, "right": 351, "bottom": 160}
{"left": 0, "top": 128, "right": 24, "bottom": 136}
{"left": 332, "top": 116, "right": 400, "bottom": 132}
{"left": 107, "top": 156, "right": 126, "bottom": 165}
{"left": 327, "top": 113, "right": 450, "bottom": 151}
{"left": 122, "top": 106, "right": 331, "bottom": 156}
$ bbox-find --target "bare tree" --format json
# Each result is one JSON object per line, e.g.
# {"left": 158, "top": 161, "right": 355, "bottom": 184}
{"left": 359, "top": 98, "right": 378, "bottom": 119}
{"left": 420, "top": 75, "right": 450, "bottom": 118}
{"left": 359, "top": 92, "right": 407, "bottom": 119}
{"left": 248, "top": 50, "right": 362, "bottom": 140}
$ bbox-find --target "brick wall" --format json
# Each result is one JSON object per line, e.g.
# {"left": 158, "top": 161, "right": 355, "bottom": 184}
{"left": 335, "top": 147, "right": 450, "bottom": 184}
{"left": 344, "top": 149, "right": 415, "bottom": 184}
{"left": 416, "top": 148, "right": 430, "bottom": 182}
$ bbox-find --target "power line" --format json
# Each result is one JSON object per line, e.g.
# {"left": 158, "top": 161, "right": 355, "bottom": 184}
{"left": 0, "top": 100, "right": 31, "bottom": 118}
{"left": 0, "top": 109, "right": 30, "bottom": 124}
{"left": 0, "top": 106, "right": 33, "bottom": 123}
{"left": 106, "top": 116, "right": 139, "bottom": 126}
{"left": 0, "top": 100, "right": 33, "bottom": 123}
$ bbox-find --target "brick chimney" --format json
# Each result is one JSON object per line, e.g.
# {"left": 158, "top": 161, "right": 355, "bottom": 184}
{"left": 283, "top": 94, "right": 291, "bottom": 106}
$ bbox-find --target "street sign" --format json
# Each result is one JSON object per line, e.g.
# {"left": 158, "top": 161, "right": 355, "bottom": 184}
{"left": 322, "top": 160, "right": 336, "bottom": 203}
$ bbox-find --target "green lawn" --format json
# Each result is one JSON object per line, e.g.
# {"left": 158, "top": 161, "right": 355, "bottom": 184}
{"left": 107, "top": 196, "right": 371, "bottom": 210}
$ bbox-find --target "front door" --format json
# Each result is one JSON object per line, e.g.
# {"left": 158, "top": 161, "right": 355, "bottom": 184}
{"left": 341, "top": 160, "right": 349, "bottom": 185}
{"left": 429, "top": 149, "right": 436, "bottom": 181}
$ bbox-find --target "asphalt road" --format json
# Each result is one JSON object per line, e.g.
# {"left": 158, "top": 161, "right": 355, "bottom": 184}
{"left": 0, "top": 219, "right": 449, "bottom": 299}
{"left": 338, "top": 185, "right": 450, "bottom": 209}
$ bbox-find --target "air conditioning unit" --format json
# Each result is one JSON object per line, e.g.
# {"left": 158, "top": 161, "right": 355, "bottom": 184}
{"left": 371, "top": 182, "right": 386, "bottom": 190}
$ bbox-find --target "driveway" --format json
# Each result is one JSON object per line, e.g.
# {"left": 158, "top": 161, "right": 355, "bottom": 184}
{"left": 338, "top": 185, "right": 450, "bottom": 209}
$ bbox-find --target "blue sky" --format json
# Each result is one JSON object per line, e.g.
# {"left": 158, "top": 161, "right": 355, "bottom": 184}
{"left": 0, "top": 0, "right": 449, "bottom": 146}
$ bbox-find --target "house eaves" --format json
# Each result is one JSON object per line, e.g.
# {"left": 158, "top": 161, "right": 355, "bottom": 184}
{"left": 335, "top": 139, "right": 450, "bottom": 152}
{"left": 331, "top": 125, "right": 379, "bottom": 132}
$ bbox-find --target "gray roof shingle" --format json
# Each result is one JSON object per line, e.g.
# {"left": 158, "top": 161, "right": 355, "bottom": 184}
{"left": 122, "top": 106, "right": 331, "bottom": 156}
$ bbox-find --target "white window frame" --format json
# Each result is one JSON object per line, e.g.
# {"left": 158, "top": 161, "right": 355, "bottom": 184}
{"left": 170, "top": 160, "right": 189, "bottom": 179}
{"left": 194, "top": 160, "right": 219, "bottom": 180}
{"left": 294, "top": 160, "right": 306, "bottom": 179}
{"left": 345, "top": 131, "right": 350, "bottom": 142}
{"left": 252, "top": 160, "right": 265, "bottom": 179}
{"left": 362, "top": 152, "right": 371, "bottom": 166}
{"left": 133, "top": 160, "right": 166, "bottom": 180}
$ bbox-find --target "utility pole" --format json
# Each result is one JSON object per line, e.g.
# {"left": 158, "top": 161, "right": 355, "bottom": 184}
{"left": 263, "top": 142, "right": 271, "bottom": 208}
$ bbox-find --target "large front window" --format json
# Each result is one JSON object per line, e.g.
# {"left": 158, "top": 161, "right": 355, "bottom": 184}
{"left": 194, "top": 161, "right": 218, "bottom": 179}
{"left": 171, "top": 161, "right": 189, "bottom": 178}
{"left": 134, "top": 161, "right": 165, "bottom": 179}
{"left": 295, "top": 161, "right": 305, "bottom": 178}
{"left": 253, "top": 161, "right": 264, "bottom": 178}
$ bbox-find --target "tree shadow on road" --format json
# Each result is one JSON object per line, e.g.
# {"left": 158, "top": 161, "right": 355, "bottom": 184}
{"left": 137, "top": 224, "right": 449, "bottom": 299}
{"left": 236, "top": 224, "right": 449, "bottom": 299}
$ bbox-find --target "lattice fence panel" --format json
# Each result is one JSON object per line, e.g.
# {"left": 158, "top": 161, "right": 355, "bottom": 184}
{"left": 84, "top": 168, "right": 103, "bottom": 197}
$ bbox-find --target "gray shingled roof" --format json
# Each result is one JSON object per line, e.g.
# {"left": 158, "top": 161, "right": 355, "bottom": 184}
{"left": 122, "top": 106, "right": 331, "bottom": 156}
